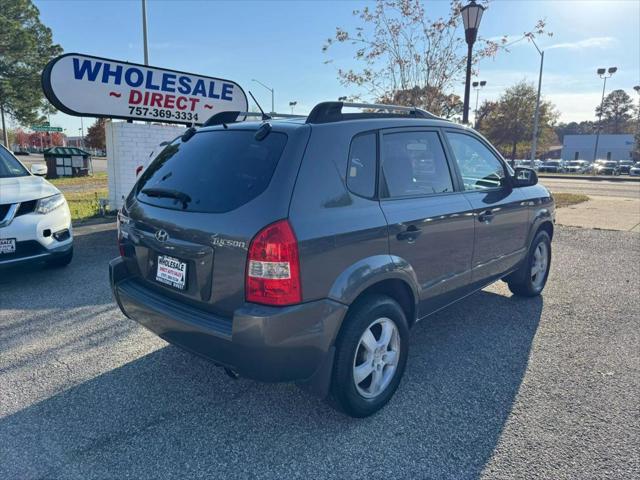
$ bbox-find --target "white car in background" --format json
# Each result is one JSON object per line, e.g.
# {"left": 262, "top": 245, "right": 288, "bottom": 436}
{"left": 0, "top": 144, "right": 73, "bottom": 268}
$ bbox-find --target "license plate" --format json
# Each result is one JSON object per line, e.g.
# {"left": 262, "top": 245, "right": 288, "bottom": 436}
{"left": 0, "top": 239, "right": 16, "bottom": 255}
{"left": 156, "top": 255, "right": 187, "bottom": 290}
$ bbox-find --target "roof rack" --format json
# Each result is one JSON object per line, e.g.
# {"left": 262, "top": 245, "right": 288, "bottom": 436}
{"left": 202, "top": 111, "right": 304, "bottom": 127}
{"left": 305, "top": 101, "right": 440, "bottom": 124}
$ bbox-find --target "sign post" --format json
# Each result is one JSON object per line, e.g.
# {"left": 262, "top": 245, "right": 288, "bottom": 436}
{"left": 42, "top": 53, "right": 248, "bottom": 126}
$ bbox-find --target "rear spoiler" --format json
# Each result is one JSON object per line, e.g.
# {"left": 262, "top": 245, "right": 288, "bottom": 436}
{"left": 202, "top": 111, "right": 305, "bottom": 127}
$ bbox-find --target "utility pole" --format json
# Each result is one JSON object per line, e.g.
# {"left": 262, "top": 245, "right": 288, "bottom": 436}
{"left": 529, "top": 37, "right": 544, "bottom": 169}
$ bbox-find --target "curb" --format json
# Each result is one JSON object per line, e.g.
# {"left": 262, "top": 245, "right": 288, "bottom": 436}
{"left": 538, "top": 174, "right": 640, "bottom": 183}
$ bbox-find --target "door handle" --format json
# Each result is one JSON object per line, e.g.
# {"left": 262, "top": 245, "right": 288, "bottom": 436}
{"left": 477, "top": 210, "right": 495, "bottom": 223}
{"left": 396, "top": 225, "right": 422, "bottom": 242}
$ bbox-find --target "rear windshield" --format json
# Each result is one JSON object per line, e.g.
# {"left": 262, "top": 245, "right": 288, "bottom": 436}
{"left": 136, "top": 130, "right": 287, "bottom": 213}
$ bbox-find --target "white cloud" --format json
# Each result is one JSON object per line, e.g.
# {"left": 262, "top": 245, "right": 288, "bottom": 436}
{"left": 545, "top": 92, "right": 602, "bottom": 122}
{"left": 547, "top": 36, "right": 616, "bottom": 51}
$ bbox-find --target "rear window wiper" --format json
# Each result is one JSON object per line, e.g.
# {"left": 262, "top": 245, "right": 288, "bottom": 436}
{"left": 141, "top": 187, "right": 192, "bottom": 209}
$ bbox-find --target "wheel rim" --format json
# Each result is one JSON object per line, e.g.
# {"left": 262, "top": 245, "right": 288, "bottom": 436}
{"left": 352, "top": 317, "right": 400, "bottom": 399}
{"left": 531, "top": 242, "right": 549, "bottom": 289}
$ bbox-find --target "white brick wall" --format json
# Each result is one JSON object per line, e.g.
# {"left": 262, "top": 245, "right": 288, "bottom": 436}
{"left": 106, "top": 121, "right": 184, "bottom": 210}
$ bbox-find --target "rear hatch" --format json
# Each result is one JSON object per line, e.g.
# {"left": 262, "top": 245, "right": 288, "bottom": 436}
{"left": 119, "top": 123, "right": 309, "bottom": 317}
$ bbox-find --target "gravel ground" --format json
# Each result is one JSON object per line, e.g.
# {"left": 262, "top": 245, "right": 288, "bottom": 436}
{"left": 0, "top": 225, "right": 638, "bottom": 479}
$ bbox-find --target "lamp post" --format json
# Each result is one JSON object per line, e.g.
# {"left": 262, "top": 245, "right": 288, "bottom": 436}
{"left": 633, "top": 85, "right": 640, "bottom": 127}
{"left": 251, "top": 79, "right": 274, "bottom": 114}
{"left": 634, "top": 85, "right": 640, "bottom": 160}
{"left": 461, "top": 0, "right": 486, "bottom": 124}
{"left": 528, "top": 36, "right": 544, "bottom": 169}
{"left": 289, "top": 101, "right": 297, "bottom": 114}
{"left": 593, "top": 67, "right": 617, "bottom": 163}
{"left": 141, "top": 0, "right": 149, "bottom": 65}
{"left": 472, "top": 80, "right": 486, "bottom": 127}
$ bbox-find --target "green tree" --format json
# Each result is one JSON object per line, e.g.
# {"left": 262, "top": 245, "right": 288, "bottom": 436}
{"left": 85, "top": 118, "right": 106, "bottom": 150}
{"left": 477, "top": 81, "right": 557, "bottom": 160}
{"left": 0, "top": 0, "right": 62, "bottom": 146}
{"left": 596, "top": 89, "right": 636, "bottom": 134}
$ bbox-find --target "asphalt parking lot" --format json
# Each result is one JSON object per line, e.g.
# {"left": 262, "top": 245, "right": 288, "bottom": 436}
{"left": 1, "top": 224, "right": 638, "bottom": 479}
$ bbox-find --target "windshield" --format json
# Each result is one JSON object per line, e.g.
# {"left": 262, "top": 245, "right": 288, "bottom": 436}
{"left": 0, "top": 145, "right": 29, "bottom": 178}
{"left": 604, "top": 162, "right": 617, "bottom": 167}
{"left": 136, "top": 129, "right": 288, "bottom": 213}
{"left": 567, "top": 161, "right": 582, "bottom": 166}
{"left": 546, "top": 161, "right": 561, "bottom": 166}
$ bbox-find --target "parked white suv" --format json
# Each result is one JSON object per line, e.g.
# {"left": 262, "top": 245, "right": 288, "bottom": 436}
{"left": 0, "top": 144, "right": 73, "bottom": 268}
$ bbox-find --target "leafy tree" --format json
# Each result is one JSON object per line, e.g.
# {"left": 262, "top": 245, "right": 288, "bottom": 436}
{"left": 323, "top": 0, "right": 549, "bottom": 114}
{"left": 85, "top": 118, "right": 107, "bottom": 150}
{"left": 0, "top": 0, "right": 62, "bottom": 146}
{"left": 554, "top": 121, "right": 596, "bottom": 141}
{"left": 477, "top": 81, "right": 557, "bottom": 160}
{"left": 378, "top": 86, "right": 463, "bottom": 118}
{"left": 596, "top": 89, "right": 636, "bottom": 134}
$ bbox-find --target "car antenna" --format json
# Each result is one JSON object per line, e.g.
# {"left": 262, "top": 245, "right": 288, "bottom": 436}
{"left": 248, "top": 90, "right": 271, "bottom": 121}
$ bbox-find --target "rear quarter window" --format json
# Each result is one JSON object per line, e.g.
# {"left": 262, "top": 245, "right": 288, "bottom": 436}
{"left": 347, "top": 132, "right": 377, "bottom": 198}
{"left": 136, "top": 130, "right": 287, "bottom": 213}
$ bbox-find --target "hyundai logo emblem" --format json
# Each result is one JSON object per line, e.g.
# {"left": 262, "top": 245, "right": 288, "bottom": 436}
{"left": 155, "top": 229, "right": 169, "bottom": 243}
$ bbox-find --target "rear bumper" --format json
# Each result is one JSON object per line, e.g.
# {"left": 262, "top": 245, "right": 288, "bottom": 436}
{"left": 110, "top": 257, "right": 346, "bottom": 391}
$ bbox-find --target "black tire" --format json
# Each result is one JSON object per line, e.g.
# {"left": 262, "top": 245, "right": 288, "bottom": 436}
{"left": 46, "top": 247, "right": 73, "bottom": 268}
{"left": 506, "top": 231, "right": 551, "bottom": 297}
{"left": 329, "top": 294, "right": 409, "bottom": 418}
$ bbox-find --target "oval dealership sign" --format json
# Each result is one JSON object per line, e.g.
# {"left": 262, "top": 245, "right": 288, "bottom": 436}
{"left": 42, "top": 53, "right": 248, "bottom": 125}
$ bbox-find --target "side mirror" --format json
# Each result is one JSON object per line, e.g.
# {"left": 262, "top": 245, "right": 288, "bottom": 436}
{"left": 513, "top": 167, "right": 538, "bottom": 187}
{"left": 30, "top": 163, "right": 48, "bottom": 177}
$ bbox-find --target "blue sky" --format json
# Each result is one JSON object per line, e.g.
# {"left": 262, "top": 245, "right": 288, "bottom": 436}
{"left": 30, "top": 0, "right": 640, "bottom": 136}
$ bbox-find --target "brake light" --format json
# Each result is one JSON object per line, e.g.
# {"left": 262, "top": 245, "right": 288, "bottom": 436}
{"left": 246, "top": 220, "right": 301, "bottom": 306}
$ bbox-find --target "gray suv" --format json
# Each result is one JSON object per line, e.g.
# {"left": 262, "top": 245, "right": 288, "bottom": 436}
{"left": 110, "top": 102, "right": 554, "bottom": 417}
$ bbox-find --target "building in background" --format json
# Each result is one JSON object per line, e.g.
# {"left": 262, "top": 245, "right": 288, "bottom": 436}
{"left": 66, "top": 136, "right": 83, "bottom": 148}
{"left": 562, "top": 134, "right": 634, "bottom": 161}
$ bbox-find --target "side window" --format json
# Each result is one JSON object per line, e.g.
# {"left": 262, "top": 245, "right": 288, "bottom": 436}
{"left": 381, "top": 131, "right": 453, "bottom": 198}
{"left": 347, "top": 133, "right": 377, "bottom": 198}
{"left": 446, "top": 132, "right": 506, "bottom": 191}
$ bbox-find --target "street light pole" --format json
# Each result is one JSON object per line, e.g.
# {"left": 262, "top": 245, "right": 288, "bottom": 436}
{"left": 472, "top": 80, "right": 486, "bottom": 128}
{"left": 460, "top": 1, "right": 486, "bottom": 124}
{"left": 142, "top": 0, "right": 149, "bottom": 65}
{"left": 251, "top": 79, "right": 274, "bottom": 114}
{"left": 529, "top": 37, "right": 544, "bottom": 169}
{"left": 634, "top": 86, "right": 640, "bottom": 160}
{"left": 593, "top": 67, "right": 617, "bottom": 163}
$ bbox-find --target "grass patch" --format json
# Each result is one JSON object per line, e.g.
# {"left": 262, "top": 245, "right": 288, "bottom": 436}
{"left": 50, "top": 172, "right": 108, "bottom": 190}
{"left": 553, "top": 192, "right": 590, "bottom": 208}
{"left": 64, "top": 188, "right": 108, "bottom": 222}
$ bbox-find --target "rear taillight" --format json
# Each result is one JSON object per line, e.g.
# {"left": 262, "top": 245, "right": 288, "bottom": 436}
{"left": 246, "top": 220, "right": 301, "bottom": 306}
